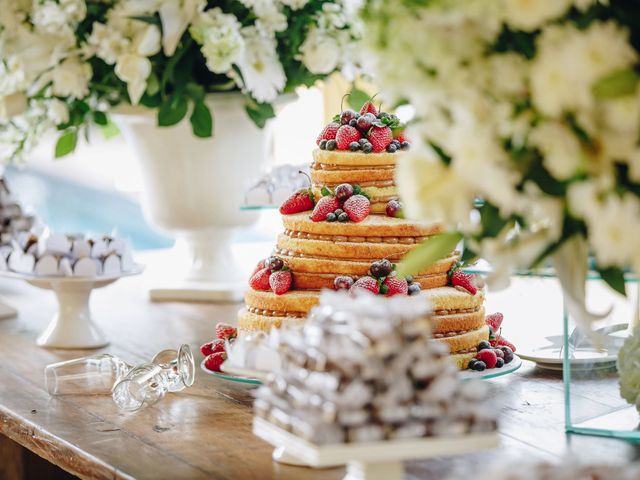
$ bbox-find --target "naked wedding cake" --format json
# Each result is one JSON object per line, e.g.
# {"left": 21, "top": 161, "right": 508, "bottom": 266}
{"left": 237, "top": 101, "right": 493, "bottom": 369}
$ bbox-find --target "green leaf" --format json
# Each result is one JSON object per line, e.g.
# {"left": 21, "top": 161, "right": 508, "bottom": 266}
{"left": 348, "top": 87, "right": 370, "bottom": 111}
{"left": 146, "top": 72, "right": 160, "bottom": 96}
{"left": 597, "top": 266, "right": 627, "bottom": 296}
{"left": 101, "top": 121, "right": 120, "bottom": 139}
{"left": 321, "top": 186, "right": 332, "bottom": 197}
{"left": 396, "top": 232, "right": 463, "bottom": 277}
{"left": 93, "top": 111, "right": 108, "bottom": 126}
{"left": 158, "top": 96, "right": 188, "bottom": 127}
{"left": 245, "top": 99, "right": 275, "bottom": 128}
{"left": 189, "top": 100, "right": 213, "bottom": 138}
{"left": 54, "top": 130, "right": 77, "bottom": 158}
{"left": 128, "top": 15, "right": 160, "bottom": 26}
{"left": 593, "top": 69, "right": 640, "bottom": 99}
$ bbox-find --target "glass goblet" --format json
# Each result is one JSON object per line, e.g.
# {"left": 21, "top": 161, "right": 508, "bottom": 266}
{"left": 45, "top": 353, "right": 131, "bottom": 396}
{"left": 111, "top": 363, "right": 170, "bottom": 411}
{"left": 152, "top": 344, "right": 196, "bottom": 393}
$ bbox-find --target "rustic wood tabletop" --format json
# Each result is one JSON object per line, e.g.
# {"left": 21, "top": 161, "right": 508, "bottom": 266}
{"left": 0, "top": 253, "right": 638, "bottom": 480}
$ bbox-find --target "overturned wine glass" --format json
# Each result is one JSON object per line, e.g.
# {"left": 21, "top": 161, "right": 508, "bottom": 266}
{"left": 44, "top": 344, "right": 195, "bottom": 411}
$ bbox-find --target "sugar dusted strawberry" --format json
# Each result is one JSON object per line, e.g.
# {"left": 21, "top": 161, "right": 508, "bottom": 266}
{"left": 343, "top": 194, "right": 370, "bottom": 222}
{"left": 381, "top": 276, "right": 409, "bottom": 296}
{"left": 204, "top": 352, "right": 227, "bottom": 372}
{"left": 249, "top": 267, "right": 271, "bottom": 291}
{"left": 476, "top": 349, "right": 497, "bottom": 369}
{"left": 269, "top": 269, "right": 293, "bottom": 295}
{"left": 310, "top": 195, "right": 340, "bottom": 222}
{"left": 250, "top": 259, "right": 266, "bottom": 277}
{"left": 449, "top": 269, "right": 478, "bottom": 295}
{"left": 201, "top": 338, "right": 225, "bottom": 356}
{"left": 350, "top": 276, "right": 379, "bottom": 295}
{"left": 335, "top": 125, "right": 361, "bottom": 150}
{"left": 279, "top": 189, "right": 314, "bottom": 215}
{"left": 215, "top": 322, "right": 237, "bottom": 340}
{"left": 316, "top": 122, "right": 340, "bottom": 145}
{"left": 360, "top": 101, "right": 378, "bottom": 117}
{"left": 368, "top": 125, "right": 393, "bottom": 153}
{"left": 492, "top": 335, "right": 516, "bottom": 353}
{"left": 485, "top": 312, "right": 504, "bottom": 332}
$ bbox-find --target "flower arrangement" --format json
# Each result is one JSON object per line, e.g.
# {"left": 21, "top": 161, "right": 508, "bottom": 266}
{"left": 0, "top": 0, "right": 361, "bottom": 160}
{"left": 363, "top": 0, "right": 639, "bottom": 298}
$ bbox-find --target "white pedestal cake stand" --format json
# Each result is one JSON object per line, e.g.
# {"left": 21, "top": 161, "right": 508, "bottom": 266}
{"left": 253, "top": 417, "right": 498, "bottom": 480}
{"left": 0, "top": 266, "right": 143, "bottom": 349}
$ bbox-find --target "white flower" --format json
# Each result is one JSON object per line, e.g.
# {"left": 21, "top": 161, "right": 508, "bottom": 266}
{"left": 133, "top": 24, "right": 162, "bottom": 57}
{"left": 31, "top": 0, "right": 86, "bottom": 37}
{"left": 0, "top": 92, "right": 28, "bottom": 123}
{"left": 48, "top": 99, "right": 70, "bottom": 125}
{"left": 86, "top": 22, "right": 130, "bottom": 65}
{"left": 298, "top": 27, "right": 340, "bottom": 74}
{"left": 159, "top": 0, "right": 204, "bottom": 56}
{"left": 280, "top": 0, "right": 309, "bottom": 10}
{"left": 253, "top": 1, "right": 287, "bottom": 35}
{"left": 191, "top": 7, "right": 244, "bottom": 74}
{"left": 502, "top": 0, "right": 573, "bottom": 32}
{"left": 115, "top": 54, "right": 152, "bottom": 105}
{"left": 488, "top": 53, "right": 528, "bottom": 98}
{"left": 529, "top": 121, "right": 584, "bottom": 181}
{"left": 52, "top": 56, "right": 92, "bottom": 99}
{"left": 237, "top": 27, "right": 286, "bottom": 103}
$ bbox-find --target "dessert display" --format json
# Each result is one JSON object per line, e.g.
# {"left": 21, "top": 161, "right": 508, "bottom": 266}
{"left": 237, "top": 100, "right": 505, "bottom": 369}
{"left": 253, "top": 290, "right": 498, "bottom": 443}
{"left": 0, "top": 232, "right": 135, "bottom": 277}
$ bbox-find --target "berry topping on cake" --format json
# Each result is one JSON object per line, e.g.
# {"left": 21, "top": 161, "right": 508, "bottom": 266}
{"left": 249, "top": 267, "right": 272, "bottom": 291}
{"left": 316, "top": 122, "right": 340, "bottom": 145}
{"left": 334, "top": 275, "right": 355, "bottom": 290}
{"left": 316, "top": 101, "right": 406, "bottom": 153}
{"left": 279, "top": 187, "right": 314, "bottom": 215}
{"left": 310, "top": 195, "right": 341, "bottom": 222}
{"left": 350, "top": 276, "right": 380, "bottom": 295}
{"left": 386, "top": 199, "right": 404, "bottom": 218}
{"left": 250, "top": 259, "right": 266, "bottom": 277}
{"left": 343, "top": 194, "right": 370, "bottom": 223}
{"left": 485, "top": 312, "right": 504, "bottom": 332}
{"left": 266, "top": 256, "right": 284, "bottom": 271}
{"left": 201, "top": 338, "right": 225, "bottom": 356}
{"left": 335, "top": 183, "right": 354, "bottom": 202}
{"left": 447, "top": 265, "right": 478, "bottom": 295}
{"left": 215, "top": 322, "right": 237, "bottom": 340}
{"left": 492, "top": 336, "right": 516, "bottom": 353}
{"left": 475, "top": 349, "right": 498, "bottom": 369}
{"left": 498, "top": 346, "right": 515, "bottom": 363}
{"left": 204, "top": 351, "right": 227, "bottom": 372}
{"left": 269, "top": 269, "right": 293, "bottom": 295}
{"left": 381, "top": 276, "right": 409, "bottom": 296}
{"left": 370, "top": 259, "right": 393, "bottom": 278}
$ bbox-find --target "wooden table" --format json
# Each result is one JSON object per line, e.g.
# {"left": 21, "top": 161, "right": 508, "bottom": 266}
{"left": 0, "top": 259, "right": 638, "bottom": 479}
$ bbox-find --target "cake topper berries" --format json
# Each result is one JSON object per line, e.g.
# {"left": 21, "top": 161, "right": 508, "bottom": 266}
{"left": 333, "top": 259, "right": 420, "bottom": 297}
{"left": 467, "top": 312, "right": 516, "bottom": 371}
{"left": 249, "top": 256, "right": 293, "bottom": 295}
{"left": 279, "top": 172, "right": 315, "bottom": 215}
{"left": 310, "top": 183, "right": 371, "bottom": 223}
{"left": 447, "top": 263, "right": 479, "bottom": 295}
{"left": 316, "top": 99, "right": 410, "bottom": 154}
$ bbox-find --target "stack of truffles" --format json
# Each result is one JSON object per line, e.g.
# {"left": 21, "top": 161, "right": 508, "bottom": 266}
{"left": 253, "top": 291, "right": 497, "bottom": 444}
{"left": 0, "top": 177, "right": 37, "bottom": 245}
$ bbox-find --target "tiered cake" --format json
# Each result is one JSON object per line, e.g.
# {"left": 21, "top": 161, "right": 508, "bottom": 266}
{"left": 238, "top": 101, "right": 489, "bottom": 369}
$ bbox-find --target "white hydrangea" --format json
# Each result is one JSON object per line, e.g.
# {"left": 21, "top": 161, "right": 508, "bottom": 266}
{"left": 190, "top": 7, "right": 244, "bottom": 74}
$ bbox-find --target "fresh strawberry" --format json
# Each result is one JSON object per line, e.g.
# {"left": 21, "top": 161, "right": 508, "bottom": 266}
{"left": 250, "top": 259, "right": 266, "bottom": 277}
{"left": 368, "top": 125, "right": 393, "bottom": 153}
{"left": 343, "top": 194, "right": 370, "bottom": 222}
{"left": 280, "top": 189, "right": 314, "bottom": 215}
{"left": 215, "top": 322, "right": 237, "bottom": 340}
{"left": 249, "top": 267, "right": 271, "bottom": 291}
{"left": 204, "top": 352, "right": 227, "bottom": 372}
{"left": 316, "top": 122, "right": 340, "bottom": 145}
{"left": 350, "top": 276, "right": 379, "bottom": 295}
{"left": 492, "top": 335, "right": 517, "bottom": 353}
{"left": 200, "top": 338, "right": 225, "bottom": 356}
{"left": 485, "top": 312, "right": 504, "bottom": 332}
{"left": 476, "top": 349, "right": 497, "bottom": 369}
{"left": 360, "top": 101, "right": 378, "bottom": 117}
{"left": 381, "top": 276, "right": 408, "bottom": 296}
{"left": 335, "top": 125, "right": 361, "bottom": 150}
{"left": 310, "top": 195, "right": 340, "bottom": 222}
{"left": 269, "top": 269, "right": 293, "bottom": 295}
{"left": 449, "top": 269, "right": 478, "bottom": 295}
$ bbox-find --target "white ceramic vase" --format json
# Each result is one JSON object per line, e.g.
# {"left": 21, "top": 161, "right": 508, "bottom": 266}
{"left": 113, "top": 93, "right": 279, "bottom": 302}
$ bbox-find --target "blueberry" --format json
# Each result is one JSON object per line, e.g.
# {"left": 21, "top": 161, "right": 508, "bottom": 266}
{"left": 473, "top": 361, "right": 486, "bottom": 371}
{"left": 401, "top": 141, "right": 410, "bottom": 150}
{"left": 338, "top": 212, "right": 349, "bottom": 222}
{"left": 387, "top": 143, "right": 397, "bottom": 153}
{"left": 362, "top": 143, "right": 373, "bottom": 153}
{"left": 326, "top": 139, "right": 337, "bottom": 151}
{"left": 405, "top": 275, "right": 413, "bottom": 284}
{"left": 477, "top": 341, "right": 492, "bottom": 351}
{"left": 334, "top": 209, "right": 344, "bottom": 216}
{"left": 392, "top": 140, "right": 401, "bottom": 148}
{"left": 319, "top": 139, "right": 327, "bottom": 150}
{"left": 468, "top": 359, "right": 478, "bottom": 370}
{"left": 349, "top": 118, "right": 358, "bottom": 127}
{"left": 349, "top": 141, "right": 360, "bottom": 151}
{"left": 358, "top": 138, "right": 368, "bottom": 146}
{"left": 495, "top": 358, "right": 505, "bottom": 368}
{"left": 326, "top": 212, "right": 337, "bottom": 222}
{"left": 408, "top": 283, "right": 421, "bottom": 296}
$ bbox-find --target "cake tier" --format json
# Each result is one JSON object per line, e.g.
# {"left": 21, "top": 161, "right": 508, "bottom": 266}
{"left": 311, "top": 149, "right": 400, "bottom": 213}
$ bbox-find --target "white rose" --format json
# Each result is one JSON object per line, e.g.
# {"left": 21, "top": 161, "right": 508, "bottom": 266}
{"left": 503, "top": 0, "right": 573, "bottom": 32}
{"left": 133, "top": 24, "right": 162, "bottom": 57}
{"left": 52, "top": 56, "right": 92, "bottom": 99}
{"left": 0, "top": 92, "right": 28, "bottom": 123}
{"left": 48, "top": 99, "right": 70, "bottom": 125}
{"left": 115, "top": 54, "right": 152, "bottom": 105}
{"left": 299, "top": 28, "right": 340, "bottom": 74}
